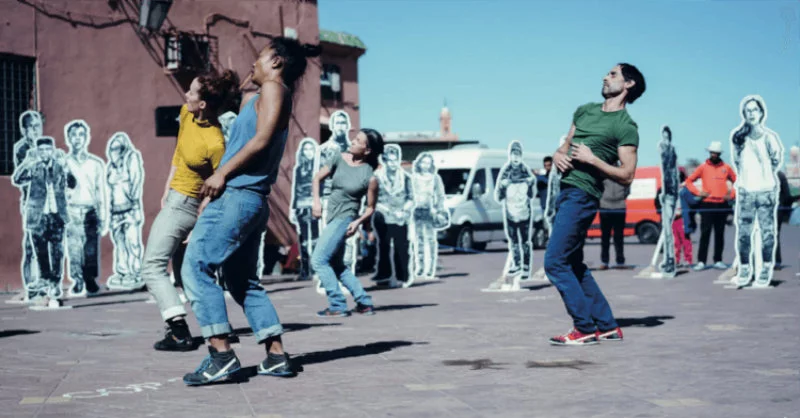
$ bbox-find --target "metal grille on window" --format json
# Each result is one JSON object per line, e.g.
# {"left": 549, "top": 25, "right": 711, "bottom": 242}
{"left": 0, "top": 54, "right": 37, "bottom": 176}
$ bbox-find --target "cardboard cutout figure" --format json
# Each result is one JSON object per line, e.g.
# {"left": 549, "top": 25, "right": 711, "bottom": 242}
{"left": 105, "top": 132, "right": 145, "bottom": 291}
{"left": 410, "top": 152, "right": 450, "bottom": 280}
{"left": 12, "top": 110, "right": 44, "bottom": 300}
{"left": 652, "top": 126, "right": 680, "bottom": 278}
{"left": 11, "top": 136, "right": 69, "bottom": 305}
{"left": 291, "top": 137, "right": 320, "bottom": 281}
{"left": 731, "top": 95, "right": 784, "bottom": 288}
{"left": 531, "top": 136, "right": 566, "bottom": 282}
{"left": 372, "top": 144, "right": 415, "bottom": 288}
{"left": 63, "top": 120, "right": 107, "bottom": 297}
{"left": 483, "top": 141, "right": 535, "bottom": 292}
{"left": 219, "top": 111, "right": 237, "bottom": 143}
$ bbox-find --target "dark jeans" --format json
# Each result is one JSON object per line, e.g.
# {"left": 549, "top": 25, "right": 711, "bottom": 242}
{"left": 373, "top": 211, "right": 410, "bottom": 283}
{"left": 31, "top": 214, "right": 65, "bottom": 284}
{"left": 505, "top": 217, "right": 531, "bottom": 272}
{"left": 599, "top": 209, "right": 625, "bottom": 265}
{"left": 697, "top": 202, "right": 729, "bottom": 264}
{"left": 295, "top": 207, "right": 319, "bottom": 280}
{"left": 544, "top": 186, "right": 617, "bottom": 334}
{"left": 679, "top": 187, "right": 702, "bottom": 235}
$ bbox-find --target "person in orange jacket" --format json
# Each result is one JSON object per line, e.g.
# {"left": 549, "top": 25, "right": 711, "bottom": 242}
{"left": 684, "top": 141, "right": 736, "bottom": 270}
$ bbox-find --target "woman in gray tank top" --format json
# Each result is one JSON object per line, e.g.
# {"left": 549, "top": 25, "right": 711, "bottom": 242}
{"left": 311, "top": 128, "right": 384, "bottom": 317}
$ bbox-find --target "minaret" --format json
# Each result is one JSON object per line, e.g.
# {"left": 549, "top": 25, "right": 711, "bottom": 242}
{"left": 439, "top": 99, "right": 453, "bottom": 139}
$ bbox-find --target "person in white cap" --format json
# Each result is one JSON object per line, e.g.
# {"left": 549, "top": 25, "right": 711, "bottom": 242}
{"left": 684, "top": 140, "right": 737, "bottom": 270}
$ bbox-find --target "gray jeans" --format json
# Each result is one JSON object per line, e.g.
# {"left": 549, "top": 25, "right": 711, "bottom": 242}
{"left": 142, "top": 189, "right": 200, "bottom": 321}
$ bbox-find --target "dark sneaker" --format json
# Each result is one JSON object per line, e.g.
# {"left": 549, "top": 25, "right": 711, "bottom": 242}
{"left": 598, "top": 327, "right": 624, "bottom": 342}
{"left": 549, "top": 328, "right": 599, "bottom": 346}
{"left": 85, "top": 278, "right": 100, "bottom": 295}
{"left": 353, "top": 303, "right": 375, "bottom": 316}
{"left": 316, "top": 308, "right": 351, "bottom": 318}
{"left": 154, "top": 327, "right": 196, "bottom": 352}
{"left": 70, "top": 280, "right": 85, "bottom": 296}
{"left": 183, "top": 347, "right": 241, "bottom": 386}
{"left": 257, "top": 352, "right": 296, "bottom": 377}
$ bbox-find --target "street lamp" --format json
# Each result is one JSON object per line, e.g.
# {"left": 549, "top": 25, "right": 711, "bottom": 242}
{"left": 139, "top": 0, "right": 173, "bottom": 31}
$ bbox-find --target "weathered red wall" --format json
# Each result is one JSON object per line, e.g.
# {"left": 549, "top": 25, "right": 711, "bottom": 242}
{"left": 320, "top": 49, "right": 361, "bottom": 132}
{"left": 0, "top": 0, "right": 321, "bottom": 291}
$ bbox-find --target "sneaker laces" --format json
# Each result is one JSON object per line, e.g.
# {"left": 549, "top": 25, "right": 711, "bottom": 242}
{"left": 193, "top": 355, "right": 213, "bottom": 374}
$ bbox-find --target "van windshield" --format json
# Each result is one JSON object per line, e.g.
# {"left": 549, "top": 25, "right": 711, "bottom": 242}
{"left": 438, "top": 168, "right": 471, "bottom": 196}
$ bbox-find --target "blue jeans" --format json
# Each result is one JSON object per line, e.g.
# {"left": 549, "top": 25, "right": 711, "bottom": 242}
{"left": 181, "top": 188, "right": 283, "bottom": 342}
{"left": 311, "top": 216, "right": 373, "bottom": 312}
{"left": 544, "top": 186, "right": 617, "bottom": 334}
{"left": 679, "top": 187, "right": 702, "bottom": 235}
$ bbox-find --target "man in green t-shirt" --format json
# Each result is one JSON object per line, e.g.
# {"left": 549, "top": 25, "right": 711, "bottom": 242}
{"left": 545, "top": 63, "right": 646, "bottom": 346}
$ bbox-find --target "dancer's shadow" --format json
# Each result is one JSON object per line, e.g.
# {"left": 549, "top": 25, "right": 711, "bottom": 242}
{"left": 0, "top": 329, "right": 40, "bottom": 338}
{"left": 522, "top": 283, "right": 552, "bottom": 291}
{"left": 374, "top": 303, "right": 437, "bottom": 312}
{"left": 71, "top": 298, "right": 149, "bottom": 309}
{"left": 364, "top": 281, "right": 443, "bottom": 292}
{"left": 191, "top": 323, "right": 343, "bottom": 348}
{"left": 437, "top": 273, "right": 468, "bottom": 279}
{"left": 236, "top": 340, "right": 427, "bottom": 377}
{"left": 265, "top": 285, "right": 307, "bottom": 294}
{"left": 616, "top": 316, "right": 675, "bottom": 328}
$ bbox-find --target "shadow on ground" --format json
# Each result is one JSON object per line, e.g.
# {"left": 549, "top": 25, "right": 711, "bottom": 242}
{"left": 0, "top": 329, "right": 40, "bottom": 338}
{"left": 374, "top": 303, "right": 438, "bottom": 312}
{"left": 616, "top": 316, "right": 675, "bottom": 328}
{"left": 236, "top": 340, "right": 427, "bottom": 377}
{"left": 71, "top": 298, "right": 149, "bottom": 309}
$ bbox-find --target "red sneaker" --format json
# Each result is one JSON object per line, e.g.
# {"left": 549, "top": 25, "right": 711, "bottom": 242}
{"left": 597, "top": 327, "right": 623, "bottom": 342}
{"left": 549, "top": 328, "right": 599, "bottom": 346}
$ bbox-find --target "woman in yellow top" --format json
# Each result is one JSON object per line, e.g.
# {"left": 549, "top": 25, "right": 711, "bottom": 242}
{"left": 142, "top": 70, "right": 240, "bottom": 352}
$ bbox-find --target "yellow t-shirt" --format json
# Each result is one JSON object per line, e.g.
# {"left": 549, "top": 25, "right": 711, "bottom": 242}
{"left": 170, "top": 104, "right": 226, "bottom": 198}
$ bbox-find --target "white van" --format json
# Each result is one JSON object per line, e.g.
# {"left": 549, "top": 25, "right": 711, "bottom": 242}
{"left": 427, "top": 148, "right": 549, "bottom": 253}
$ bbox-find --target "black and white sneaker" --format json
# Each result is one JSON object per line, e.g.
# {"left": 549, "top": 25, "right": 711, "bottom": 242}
{"left": 183, "top": 347, "right": 241, "bottom": 386}
{"left": 257, "top": 352, "right": 296, "bottom": 377}
{"left": 154, "top": 327, "right": 196, "bottom": 352}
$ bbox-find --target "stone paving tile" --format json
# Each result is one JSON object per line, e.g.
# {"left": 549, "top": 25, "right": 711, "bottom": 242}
{"left": 0, "top": 227, "right": 798, "bottom": 417}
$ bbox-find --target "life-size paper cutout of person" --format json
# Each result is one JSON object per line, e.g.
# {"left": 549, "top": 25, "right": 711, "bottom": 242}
{"left": 372, "top": 144, "right": 415, "bottom": 288}
{"left": 656, "top": 126, "right": 679, "bottom": 277}
{"left": 544, "top": 136, "right": 567, "bottom": 233}
{"left": 63, "top": 120, "right": 108, "bottom": 296}
{"left": 730, "top": 95, "right": 784, "bottom": 288}
{"left": 12, "top": 136, "right": 69, "bottom": 302}
{"left": 495, "top": 140, "right": 535, "bottom": 280}
{"left": 13, "top": 111, "right": 46, "bottom": 296}
{"left": 105, "top": 132, "right": 146, "bottom": 291}
{"left": 290, "top": 138, "right": 321, "bottom": 281}
{"left": 411, "top": 152, "right": 450, "bottom": 280}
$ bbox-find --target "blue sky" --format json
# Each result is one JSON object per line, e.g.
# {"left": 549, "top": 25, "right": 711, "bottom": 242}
{"left": 319, "top": 0, "right": 799, "bottom": 167}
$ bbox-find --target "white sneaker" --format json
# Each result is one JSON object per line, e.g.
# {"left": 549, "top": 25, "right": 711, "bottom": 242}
{"left": 712, "top": 262, "right": 728, "bottom": 270}
{"left": 692, "top": 262, "right": 706, "bottom": 271}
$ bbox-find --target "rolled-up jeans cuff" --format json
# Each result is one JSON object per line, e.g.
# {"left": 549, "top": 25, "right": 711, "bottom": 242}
{"left": 254, "top": 324, "right": 284, "bottom": 343}
{"left": 201, "top": 323, "right": 233, "bottom": 339}
{"left": 161, "top": 306, "right": 187, "bottom": 322}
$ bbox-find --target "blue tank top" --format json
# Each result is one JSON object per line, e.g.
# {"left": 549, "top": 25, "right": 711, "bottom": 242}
{"left": 222, "top": 94, "right": 289, "bottom": 195}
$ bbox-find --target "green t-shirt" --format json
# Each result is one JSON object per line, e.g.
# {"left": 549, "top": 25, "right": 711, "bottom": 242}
{"left": 561, "top": 102, "right": 639, "bottom": 199}
{"left": 325, "top": 152, "right": 374, "bottom": 222}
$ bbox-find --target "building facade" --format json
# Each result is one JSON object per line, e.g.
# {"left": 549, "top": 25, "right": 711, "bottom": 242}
{"left": 0, "top": 0, "right": 365, "bottom": 290}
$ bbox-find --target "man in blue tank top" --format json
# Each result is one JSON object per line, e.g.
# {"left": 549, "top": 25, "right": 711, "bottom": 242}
{"left": 179, "top": 37, "right": 320, "bottom": 386}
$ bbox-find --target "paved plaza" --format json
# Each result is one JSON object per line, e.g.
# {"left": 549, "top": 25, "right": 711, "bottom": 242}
{"left": 1, "top": 227, "right": 799, "bottom": 418}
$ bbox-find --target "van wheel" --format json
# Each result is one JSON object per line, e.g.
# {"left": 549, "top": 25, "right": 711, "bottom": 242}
{"left": 636, "top": 221, "right": 660, "bottom": 244}
{"left": 455, "top": 226, "right": 474, "bottom": 253}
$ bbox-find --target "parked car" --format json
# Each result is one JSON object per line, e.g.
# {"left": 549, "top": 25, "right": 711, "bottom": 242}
{"left": 428, "top": 148, "right": 549, "bottom": 252}
{"left": 586, "top": 166, "right": 662, "bottom": 244}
